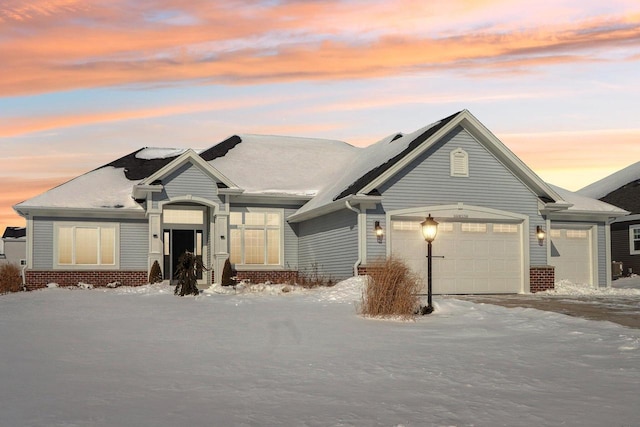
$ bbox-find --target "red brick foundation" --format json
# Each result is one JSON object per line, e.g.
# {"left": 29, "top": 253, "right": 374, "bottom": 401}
{"left": 357, "top": 265, "right": 376, "bottom": 276}
{"left": 25, "top": 271, "right": 148, "bottom": 291}
{"left": 234, "top": 270, "right": 299, "bottom": 284}
{"left": 529, "top": 266, "right": 555, "bottom": 293}
{"left": 361, "top": 265, "right": 556, "bottom": 294}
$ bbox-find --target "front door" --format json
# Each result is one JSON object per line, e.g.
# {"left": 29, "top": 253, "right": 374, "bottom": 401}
{"left": 164, "top": 229, "right": 204, "bottom": 284}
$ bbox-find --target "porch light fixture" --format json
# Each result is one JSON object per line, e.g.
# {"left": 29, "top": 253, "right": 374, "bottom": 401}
{"left": 420, "top": 214, "right": 439, "bottom": 314}
{"left": 374, "top": 221, "right": 384, "bottom": 243}
{"left": 536, "top": 226, "right": 546, "bottom": 246}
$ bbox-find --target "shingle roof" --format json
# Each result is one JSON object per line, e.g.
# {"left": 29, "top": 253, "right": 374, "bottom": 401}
{"left": 2, "top": 227, "right": 26, "bottom": 239}
{"left": 600, "top": 182, "right": 640, "bottom": 214}
{"left": 334, "top": 111, "right": 461, "bottom": 200}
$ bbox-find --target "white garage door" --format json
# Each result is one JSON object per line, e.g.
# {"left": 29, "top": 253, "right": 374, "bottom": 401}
{"left": 391, "top": 220, "right": 523, "bottom": 294}
{"left": 549, "top": 228, "right": 593, "bottom": 285}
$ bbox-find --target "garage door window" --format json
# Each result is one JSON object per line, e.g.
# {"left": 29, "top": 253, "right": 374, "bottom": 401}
{"left": 462, "top": 223, "right": 486, "bottom": 233}
{"left": 567, "top": 230, "right": 588, "bottom": 239}
{"left": 631, "top": 226, "right": 640, "bottom": 255}
{"left": 493, "top": 224, "right": 518, "bottom": 233}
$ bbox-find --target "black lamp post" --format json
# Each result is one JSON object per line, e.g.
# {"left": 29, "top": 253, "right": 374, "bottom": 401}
{"left": 420, "top": 214, "right": 439, "bottom": 314}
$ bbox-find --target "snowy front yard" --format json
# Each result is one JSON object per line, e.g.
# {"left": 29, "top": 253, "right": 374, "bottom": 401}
{"left": 1, "top": 279, "right": 639, "bottom": 426}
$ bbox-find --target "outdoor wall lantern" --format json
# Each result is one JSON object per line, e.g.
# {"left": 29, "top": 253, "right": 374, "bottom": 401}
{"left": 374, "top": 221, "right": 384, "bottom": 243}
{"left": 420, "top": 214, "right": 439, "bottom": 314}
{"left": 536, "top": 226, "right": 546, "bottom": 246}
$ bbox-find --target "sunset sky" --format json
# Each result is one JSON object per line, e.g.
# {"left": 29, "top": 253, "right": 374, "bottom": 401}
{"left": 1, "top": 0, "right": 640, "bottom": 233}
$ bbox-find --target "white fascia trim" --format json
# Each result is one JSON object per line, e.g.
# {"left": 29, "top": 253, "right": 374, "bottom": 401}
{"left": 132, "top": 184, "right": 163, "bottom": 200}
{"left": 287, "top": 195, "right": 383, "bottom": 223}
{"left": 611, "top": 213, "right": 640, "bottom": 223}
{"left": 140, "top": 149, "right": 239, "bottom": 189}
{"left": 540, "top": 202, "right": 574, "bottom": 213}
{"left": 14, "top": 206, "right": 145, "bottom": 220}
{"left": 230, "top": 192, "right": 312, "bottom": 206}
{"left": 387, "top": 203, "right": 529, "bottom": 222}
{"left": 548, "top": 210, "right": 629, "bottom": 222}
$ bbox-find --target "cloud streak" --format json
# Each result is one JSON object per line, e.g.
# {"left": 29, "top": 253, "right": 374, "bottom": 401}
{"left": 1, "top": 1, "right": 639, "bottom": 96}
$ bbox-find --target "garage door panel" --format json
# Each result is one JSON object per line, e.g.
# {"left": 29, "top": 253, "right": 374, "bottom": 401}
{"left": 391, "top": 219, "right": 522, "bottom": 294}
{"left": 549, "top": 228, "right": 592, "bottom": 285}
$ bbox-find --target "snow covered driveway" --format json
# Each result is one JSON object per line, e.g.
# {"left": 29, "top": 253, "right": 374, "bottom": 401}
{"left": 1, "top": 280, "right": 639, "bottom": 426}
{"left": 461, "top": 277, "right": 640, "bottom": 329}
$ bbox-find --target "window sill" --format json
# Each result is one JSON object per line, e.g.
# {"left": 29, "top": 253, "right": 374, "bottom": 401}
{"left": 233, "top": 265, "right": 285, "bottom": 271}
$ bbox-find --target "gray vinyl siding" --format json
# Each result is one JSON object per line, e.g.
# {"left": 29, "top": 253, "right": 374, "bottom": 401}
{"left": 298, "top": 209, "right": 358, "bottom": 280}
{"left": 377, "top": 126, "right": 546, "bottom": 265}
{"left": 32, "top": 218, "right": 53, "bottom": 270}
{"left": 120, "top": 220, "right": 148, "bottom": 269}
{"left": 31, "top": 216, "right": 147, "bottom": 270}
{"left": 153, "top": 163, "right": 223, "bottom": 207}
{"left": 366, "top": 207, "right": 387, "bottom": 262}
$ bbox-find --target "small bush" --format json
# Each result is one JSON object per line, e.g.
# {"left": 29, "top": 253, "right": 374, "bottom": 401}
{"left": 295, "top": 264, "right": 334, "bottom": 288}
{"left": 221, "top": 258, "right": 235, "bottom": 287}
{"left": 0, "top": 263, "right": 23, "bottom": 294}
{"left": 360, "top": 257, "right": 422, "bottom": 319}
{"left": 148, "top": 260, "right": 163, "bottom": 284}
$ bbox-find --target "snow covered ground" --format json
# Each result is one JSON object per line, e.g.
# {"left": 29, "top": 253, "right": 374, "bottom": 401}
{"left": 1, "top": 278, "right": 639, "bottom": 426}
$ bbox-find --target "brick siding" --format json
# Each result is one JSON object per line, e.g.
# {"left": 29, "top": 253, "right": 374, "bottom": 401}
{"left": 234, "top": 270, "right": 298, "bottom": 284}
{"left": 25, "top": 270, "right": 148, "bottom": 291}
{"left": 529, "top": 266, "right": 555, "bottom": 293}
{"left": 361, "top": 265, "right": 556, "bottom": 294}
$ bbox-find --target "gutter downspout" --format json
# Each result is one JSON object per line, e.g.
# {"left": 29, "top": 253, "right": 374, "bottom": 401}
{"left": 21, "top": 264, "right": 27, "bottom": 290}
{"left": 345, "top": 200, "right": 362, "bottom": 277}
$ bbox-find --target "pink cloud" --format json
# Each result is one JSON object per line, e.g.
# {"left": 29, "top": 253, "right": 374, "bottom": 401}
{"left": 1, "top": 2, "right": 639, "bottom": 96}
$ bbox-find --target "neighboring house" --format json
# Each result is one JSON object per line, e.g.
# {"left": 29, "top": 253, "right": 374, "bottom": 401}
{"left": 13, "top": 110, "right": 627, "bottom": 293}
{"left": 579, "top": 161, "right": 640, "bottom": 277}
{"left": 0, "top": 226, "right": 27, "bottom": 267}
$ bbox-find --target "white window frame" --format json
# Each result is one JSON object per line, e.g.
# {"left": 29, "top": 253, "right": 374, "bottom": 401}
{"left": 53, "top": 222, "right": 120, "bottom": 270}
{"left": 229, "top": 208, "right": 284, "bottom": 270}
{"left": 630, "top": 225, "right": 640, "bottom": 255}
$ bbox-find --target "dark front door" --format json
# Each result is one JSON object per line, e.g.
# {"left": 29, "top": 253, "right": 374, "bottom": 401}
{"left": 172, "top": 229, "right": 195, "bottom": 280}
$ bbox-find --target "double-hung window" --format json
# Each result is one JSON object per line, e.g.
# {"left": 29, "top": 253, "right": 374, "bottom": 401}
{"left": 54, "top": 223, "right": 119, "bottom": 269}
{"left": 631, "top": 225, "right": 640, "bottom": 255}
{"left": 229, "top": 210, "right": 283, "bottom": 267}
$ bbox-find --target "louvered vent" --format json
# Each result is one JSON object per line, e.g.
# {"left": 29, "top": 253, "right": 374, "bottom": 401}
{"left": 450, "top": 148, "right": 469, "bottom": 177}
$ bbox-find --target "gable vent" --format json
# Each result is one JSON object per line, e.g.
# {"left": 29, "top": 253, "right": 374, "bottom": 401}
{"left": 450, "top": 148, "right": 469, "bottom": 177}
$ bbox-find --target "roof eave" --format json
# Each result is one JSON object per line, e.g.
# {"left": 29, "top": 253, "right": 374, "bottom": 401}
{"left": 548, "top": 208, "right": 629, "bottom": 221}
{"left": 14, "top": 205, "right": 145, "bottom": 219}
{"left": 288, "top": 194, "right": 382, "bottom": 223}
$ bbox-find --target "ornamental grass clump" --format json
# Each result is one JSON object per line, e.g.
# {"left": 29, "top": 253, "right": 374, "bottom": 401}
{"left": 0, "top": 263, "right": 23, "bottom": 294}
{"left": 360, "top": 257, "right": 422, "bottom": 320}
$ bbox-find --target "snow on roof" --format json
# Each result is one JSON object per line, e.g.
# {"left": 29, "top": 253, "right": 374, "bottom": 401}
{"left": 578, "top": 161, "right": 640, "bottom": 199}
{"left": 208, "top": 134, "right": 358, "bottom": 196}
{"left": 547, "top": 184, "right": 628, "bottom": 214}
{"left": 15, "top": 167, "right": 143, "bottom": 210}
{"left": 135, "top": 147, "right": 188, "bottom": 160}
{"left": 295, "top": 121, "right": 443, "bottom": 216}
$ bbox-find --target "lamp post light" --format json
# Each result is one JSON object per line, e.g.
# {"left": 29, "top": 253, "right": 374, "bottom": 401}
{"left": 420, "top": 214, "right": 439, "bottom": 314}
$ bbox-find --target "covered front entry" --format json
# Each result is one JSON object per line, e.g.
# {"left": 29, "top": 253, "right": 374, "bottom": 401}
{"left": 389, "top": 206, "right": 526, "bottom": 294}
{"left": 549, "top": 227, "right": 594, "bottom": 285}
{"left": 161, "top": 204, "right": 208, "bottom": 287}
{"left": 163, "top": 229, "right": 204, "bottom": 283}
